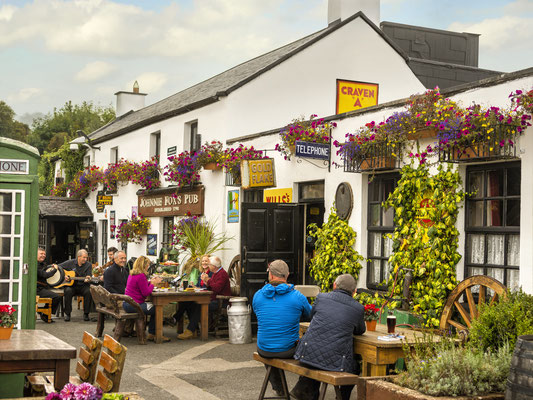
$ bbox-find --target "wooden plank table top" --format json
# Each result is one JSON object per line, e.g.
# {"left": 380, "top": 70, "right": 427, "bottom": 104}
{"left": 300, "top": 322, "right": 443, "bottom": 377}
{"left": 0, "top": 329, "right": 77, "bottom": 391}
{"left": 149, "top": 289, "right": 213, "bottom": 343}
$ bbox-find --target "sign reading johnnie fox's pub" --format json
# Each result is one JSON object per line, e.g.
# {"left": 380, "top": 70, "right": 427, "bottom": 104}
{"left": 138, "top": 186, "right": 204, "bottom": 217}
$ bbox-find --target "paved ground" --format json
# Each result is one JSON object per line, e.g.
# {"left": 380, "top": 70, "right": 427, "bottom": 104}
{"left": 38, "top": 309, "right": 353, "bottom": 399}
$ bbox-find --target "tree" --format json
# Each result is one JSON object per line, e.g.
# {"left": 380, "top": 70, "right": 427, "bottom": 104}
{"left": 0, "top": 101, "right": 31, "bottom": 143}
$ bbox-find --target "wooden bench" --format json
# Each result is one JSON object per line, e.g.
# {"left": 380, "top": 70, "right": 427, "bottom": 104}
{"left": 90, "top": 285, "right": 146, "bottom": 345}
{"left": 95, "top": 334, "right": 127, "bottom": 393}
{"left": 253, "top": 352, "right": 359, "bottom": 400}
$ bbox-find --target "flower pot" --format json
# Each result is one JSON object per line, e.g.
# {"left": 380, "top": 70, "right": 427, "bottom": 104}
{"left": 203, "top": 162, "right": 221, "bottom": 171}
{"left": 0, "top": 325, "right": 14, "bottom": 340}
{"left": 359, "top": 156, "right": 397, "bottom": 171}
{"left": 407, "top": 127, "right": 437, "bottom": 140}
{"left": 289, "top": 144, "right": 296, "bottom": 154}
{"left": 366, "top": 320, "right": 377, "bottom": 331}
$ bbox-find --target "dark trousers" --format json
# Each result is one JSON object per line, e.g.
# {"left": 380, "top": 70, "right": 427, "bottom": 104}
{"left": 291, "top": 376, "right": 354, "bottom": 400}
{"left": 36, "top": 287, "right": 61, "bottom": 314}
{"left": 257, "top": 346, "right": 297, "bottom": 394}
{"left": 63, "top": 284, "right": 92, "bottom": 315}
{"left": 187, "top": 300, "right": 218, "bottom": 332}
{"left": 123, "top": 301, "right": 156, "bottom": 334}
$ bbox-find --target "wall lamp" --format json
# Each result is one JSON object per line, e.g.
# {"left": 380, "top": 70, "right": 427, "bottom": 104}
{"left": 69, "top": 130, "right": 101, "bottom": 151}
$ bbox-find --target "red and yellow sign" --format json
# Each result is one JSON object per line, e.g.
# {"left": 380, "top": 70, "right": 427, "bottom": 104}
{"left": 336, "top": 79, "right": 379, "bottom": 114}
{"left": 264, "top": 188, "right": 292, "bottom": 203}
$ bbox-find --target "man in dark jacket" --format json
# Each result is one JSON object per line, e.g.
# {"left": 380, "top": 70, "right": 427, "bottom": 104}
{"left": 253, "top": 260, "right": 312, "bottom": 396}
{"left": 292, "top": 274, "right": 365, "bottom": 400}
{"left": 103, "top": 250, "right": 129, "bottom": 294}
{"left": 36, "top": 247, "right": 61, "bottom": 322}
{"left": 59, "top": 249, "right": 94, "bottom": 322}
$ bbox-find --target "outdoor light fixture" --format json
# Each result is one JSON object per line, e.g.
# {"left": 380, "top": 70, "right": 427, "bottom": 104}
{"left": 69, "top": 130, "right": 101, "bottom": 151}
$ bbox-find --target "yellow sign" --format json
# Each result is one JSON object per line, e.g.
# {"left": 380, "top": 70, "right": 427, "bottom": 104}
{"left": 264, "top": 188, "right": 292, "bottom": 203}
{"left": 336, "top": 79, "right": 379, "bottom": 114}
{"left": 241, "top": 159, "right": 276, "bottom": 189}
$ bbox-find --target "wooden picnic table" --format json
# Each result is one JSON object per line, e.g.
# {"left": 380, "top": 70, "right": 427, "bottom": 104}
{"left": 0, "top": 329, "right": 76, "bottom": 391}
{"left": 149, "top": 289, "right": 213, "bottom": 343}
{"left": 300, "top": 322, "right": 443, "bottom": 377}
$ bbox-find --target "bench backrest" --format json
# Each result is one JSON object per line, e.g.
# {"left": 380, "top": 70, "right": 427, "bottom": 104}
{"left": 95, "top": 334, "right": 128, "bottom": 393}
{"left": 76, "top": 331, "right": 103, "bottom": 384}
{"left": 90, "top": 285, "right": 120, "bottom": 313}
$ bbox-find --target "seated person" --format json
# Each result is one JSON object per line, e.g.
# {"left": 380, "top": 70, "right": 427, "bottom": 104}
{"left": 94, "top": 246, "right": 118, "bottom": 281}
{"left": 292, "top": 274, "right": 365, "bottom": 400}
{"left": 103, "top": 250, "right": 129, "bottom": 294}
{"left": 177, "top": 255, "right": 230, "bottom": 340}
{"left": 36, "top": 247, "right": 61, "bottom": 323}
{"left": 124, "top": 256, "right": 168, "bottom": 342}
{"left": 252, "top": 260, "right": 312, "bottom": 396}
{"left": 59, "top": 249, "right": 94, "bottom": 322}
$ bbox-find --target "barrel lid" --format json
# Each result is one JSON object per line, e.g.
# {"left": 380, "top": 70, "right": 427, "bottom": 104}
{"left": 229, "top": 297, "right": 248, "bottom": 303}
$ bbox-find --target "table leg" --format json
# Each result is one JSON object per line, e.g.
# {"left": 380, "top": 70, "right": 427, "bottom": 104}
{"left": 54, "top": 359, "right": 70, "bottom": 391}
{"left": 155, "top": 304, "right": 164, "bottom": 344}
{"left": 200, "top": 303, "right": 208, "bottom": 341}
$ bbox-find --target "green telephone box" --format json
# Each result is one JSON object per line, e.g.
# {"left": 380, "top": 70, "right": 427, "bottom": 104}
{"left": 0, "top": 137, "right": 40, "bottom": 397}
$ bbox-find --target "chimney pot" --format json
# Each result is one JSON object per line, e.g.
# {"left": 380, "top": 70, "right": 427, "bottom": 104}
{"left": 133, "top": 80, "right": 139, "bottom": 93}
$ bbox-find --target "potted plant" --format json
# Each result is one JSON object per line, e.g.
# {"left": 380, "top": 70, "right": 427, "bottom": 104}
{"left": 45, "top": 381, "right": 131, "bottom": 399}
{"left": 163, "top": 151, "right": 201, "bottom": 188}
{"left": 0, "top": 304, "right": 16, "bottom": 339}
{"left": 197, "top": 141, "right": 224, "bottom": 170}
{"left": 114, "top": 215, "right": 151, "bottom": 244}
{"left": 221, "top": 145, "right": 265, "bottom": 185}
{"left": 364, "top": 303, "right": 380, "bottom": 331}
{"left": 276, "top": 114, "right": 336, "bottom": 160}
{"left": 67, "top": 166, "right": 104, "bottom": 199}
{"left": 132, "top": 157, "right": 161, "bottom": 191}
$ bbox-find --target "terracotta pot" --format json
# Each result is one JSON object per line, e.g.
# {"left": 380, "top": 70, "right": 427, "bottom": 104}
{"left": 366, "top": 319, "right": 377, "bottom": 331}
{"left": 359, "top": 156, "right": 397, "bottom": 171}
{"left": 407, "top": 127, "right": 437, "bottom": 140}
{"left": 289, "top": 144, "right": 296, "bottom": 154}
{"left": 203, "top": 162, "right": 221, "bottom": 171}
{"left": 0, "top": 325, "right": 14, "bottom": 340}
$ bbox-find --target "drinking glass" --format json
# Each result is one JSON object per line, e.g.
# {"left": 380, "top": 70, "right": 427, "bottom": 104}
{"left": 387, "top": 315, "right": 396, "bottom": 334}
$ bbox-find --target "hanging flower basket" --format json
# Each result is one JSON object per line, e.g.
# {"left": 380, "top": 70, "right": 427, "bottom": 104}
{"left": 114, "top": 215, "right": 151, "bottom": 244}
{"left": 203, "top": 162, "right": 222, "bottom": 171}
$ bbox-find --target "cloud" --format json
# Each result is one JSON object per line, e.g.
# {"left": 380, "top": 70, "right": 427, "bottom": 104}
{"left": 131, "top": 72, "right": 168, "bottom": 94}
{"left": 75, "top": 61, "right": 116, "bottom": 81}
{"left": 7, "top": 87, "right": 43, "bottom": 103}
{"left": 0, "top": 5, "right": 16, "bottom": 21}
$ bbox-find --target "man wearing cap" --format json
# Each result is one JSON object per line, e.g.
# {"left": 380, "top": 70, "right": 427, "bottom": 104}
{"left": 291, "top": 274, "right": 365, "bottom": 400}
{"left": 253, "top": 260, "right": 312, "bottom": 396}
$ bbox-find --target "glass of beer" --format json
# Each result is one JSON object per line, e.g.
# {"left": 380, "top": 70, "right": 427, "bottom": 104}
{"left": 182, "top": 280, "right": 189, "bottom": 290}
{"left": 387, "top": 314, "right": 396, "bottom": 334}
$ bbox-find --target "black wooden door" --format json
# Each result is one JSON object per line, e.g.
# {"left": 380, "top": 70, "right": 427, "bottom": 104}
{"left": 79, "top": 221, "right": 97, "bottom": 263}
{"left": 240, "top": 202, "right": 304, "bottom": 303}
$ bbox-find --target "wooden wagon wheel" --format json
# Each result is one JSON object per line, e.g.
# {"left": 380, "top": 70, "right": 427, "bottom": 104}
{"left": 439, "top": 275, "right": 507, "bottom": 332}
{"left": 228, "top": 254, "right": 241, "bottom": 296}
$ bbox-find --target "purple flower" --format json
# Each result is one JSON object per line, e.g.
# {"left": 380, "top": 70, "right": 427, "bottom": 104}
{"left": 59, "top": 383, "right": 77, "bottom": 400}
{"left": 74, "top": 382, "right": 101, "bottom": 400}
{"left": 45, "top": 393, "right": 61, "bottom": 400}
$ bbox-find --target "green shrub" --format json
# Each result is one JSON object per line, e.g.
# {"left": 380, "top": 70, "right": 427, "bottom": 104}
{"left": 396, "top": 338, "right": 511, "bottom": 396}
{"left": 468, "top": 290, "right": 533, "bottom": 352}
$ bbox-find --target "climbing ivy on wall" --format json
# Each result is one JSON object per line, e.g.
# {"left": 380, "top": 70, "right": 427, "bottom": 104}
{"left": 308, "top": 207, "right": 364, "bottom": 293}
{"left": 383, "top": 163, "right": 466, "bottom": 328}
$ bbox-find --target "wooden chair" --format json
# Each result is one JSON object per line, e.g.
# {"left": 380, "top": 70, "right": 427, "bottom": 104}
{"left": 27, "top": 331, "right": 103, "bottom": 395}
{"left": 95, "top": 334, "right": 128, "bottom": 393}
{"left": 51, "top": 288, "right": 65, "bottom": 317}
{"left": 90, "top": 285, "right": 146, "bottom": 345}
{"left": 36, "top": 295, "right": 53, "bottom": 323}
{"left": 213, "top": 295, "right": 233, "bottom": 338}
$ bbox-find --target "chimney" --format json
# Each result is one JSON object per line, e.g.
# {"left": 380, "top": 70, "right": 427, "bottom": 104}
{"left": 328, "top": 0, "right": 380, "bottom": 26}
{"left": 115, "top": 81, "right": 147, "bottom": 117}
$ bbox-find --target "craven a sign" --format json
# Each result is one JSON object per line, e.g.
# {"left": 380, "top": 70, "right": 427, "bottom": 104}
{"left": 0, "top": 159, "right": 29, "bottom": 174}
{"left": 241, "top": 159, "right": 276, "bottom": 189}
{"left": 336, "top": 79, "right": 379, "bottom": 114}
{"left": 138, "top": 186, "right": 204, "bottom": 217}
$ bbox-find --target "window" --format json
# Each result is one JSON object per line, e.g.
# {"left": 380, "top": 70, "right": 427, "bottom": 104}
{"left": 186, "top": 121, "right": 201, "bottom": 153}
{"left": 367, "top": 173, "right": 399, "bottom": 289}
{"left": 110, "top": 147, "right": 119, "bottom": 164}
{"left": 242, "top": 189, "right": 263, "bottom": 203}
{"left": 83, "top": 155, "right": 90, "bottom": 167}
{"left": 299, "top": 181, "right": 324, "bottom": 203}
{"left": 162, "top": 217, "right": 174, "bottom": 250}
{"left": 465, "top": 162, "right": 520, "bottom": 291}
{"left": 150, "top": 132, "right": 161, "bottom": 158}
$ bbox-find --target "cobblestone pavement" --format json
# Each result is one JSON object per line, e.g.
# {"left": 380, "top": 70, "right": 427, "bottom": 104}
{"left": 38, "top": 309, "right": 351, "bottom": 399}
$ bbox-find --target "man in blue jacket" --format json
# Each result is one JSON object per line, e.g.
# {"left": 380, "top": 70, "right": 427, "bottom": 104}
{"left": 253, "top": 259, "right": 312, "bottom": 396}
{"left": 292, "top": 274, "right": 365, "bottom": 400}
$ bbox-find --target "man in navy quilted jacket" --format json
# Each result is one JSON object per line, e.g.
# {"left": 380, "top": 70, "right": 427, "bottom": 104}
{"left": 292, "top": 274, "right": 365, "bottom": 400}
{"left": 253, "top": 259, "right": 312, "bottom": 396}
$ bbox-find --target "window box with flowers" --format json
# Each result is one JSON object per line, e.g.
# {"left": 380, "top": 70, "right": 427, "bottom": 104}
{"left": 197, "top": 140, "right": 224, "bottom": 171}
{"left": 163, "top": 151, "right": 201, "bottom": 189}
{"left": 222, "top": 145, "right": 266, "bottom": 186}
{"left": 114, "top": 215, "right": 151, "bottom": 244}
{"left": 0, "top": 304, "right": 17, "bottom": 339}
{"left": 276, "top": 114, "right": 336, "bottom": 160}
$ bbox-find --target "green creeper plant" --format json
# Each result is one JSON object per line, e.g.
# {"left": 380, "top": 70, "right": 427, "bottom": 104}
{"left": 308, "top": 207, "right": 364, "bottom": 293}
{"left": 383, "top": 163, "right": 466, "bottom": 327}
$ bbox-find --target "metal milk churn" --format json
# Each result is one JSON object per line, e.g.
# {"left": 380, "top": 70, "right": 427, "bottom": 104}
{"left": 227, "top": 297, "right": 252, "bottom": 344}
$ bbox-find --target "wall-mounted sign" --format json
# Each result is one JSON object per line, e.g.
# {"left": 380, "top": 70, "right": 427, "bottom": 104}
{"left": 336, "top": 79, "right": 379, "bottom": 114}
{"left": 241, "top": 159, "right": 276, "bottom": 189}
{"left": 131, "top": 206, "right": 138, "bottom": 218}
{"left": 335, "top": 182, "right": 353, "bottom": 220}
{"left": 295, "top": 141, "right": 330, "bottom": 160}
{"left": 264, "top": 188, "right": 292, "bottom": 203}
{"left": 96, "top": 192, "right": 113, "bottom": 213}
{"left": 0, "top": 159, "right": 29, "bottom": 174}
{"left": 167, "top": 146, "right": 177, "bottom": 157}
{"left": 146, "top": 234, "right": 157, "bottom": 256}
{"left": 138, "top": 186, "right": 204, "bottom": 217}
{"left": 228, "top": 190, "right": 239, "bottom": 223}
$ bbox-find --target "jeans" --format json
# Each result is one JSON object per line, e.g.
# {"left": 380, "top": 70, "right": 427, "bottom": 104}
{"left": 123, "top": 301, "right": 155, "bottom": 334}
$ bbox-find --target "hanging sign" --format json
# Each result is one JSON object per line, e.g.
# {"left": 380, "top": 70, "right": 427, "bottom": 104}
{"left": 96, "top": 192, "right": 113, "bottom": 213}
{"left": 295, "top": 141, "right": 330, "bottom": 160}
{"left": 167, "top": 146, "right": 177, "bottom": 157}
{"left": 241, "top": 159, "right": 276, "bottom": 189}
{"left": 336, "top": 79, "right": 379, "bottom": 114}
{"left": 138, "top": 186, "right": 204, "bottom": 217}
{"left": 264, "top": 188, "right": 292, "bottom": 203}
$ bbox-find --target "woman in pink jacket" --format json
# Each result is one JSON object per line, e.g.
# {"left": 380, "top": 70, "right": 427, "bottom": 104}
{"left": 124, "top": 256, "right": 169, "bottom": 342}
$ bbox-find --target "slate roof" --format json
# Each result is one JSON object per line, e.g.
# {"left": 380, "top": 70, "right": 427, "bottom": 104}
{"left": 39, "top": 197, "right": 93, "bottom": 218}
{"left": 89, "top": 12, "right": 408, "bottom": 144}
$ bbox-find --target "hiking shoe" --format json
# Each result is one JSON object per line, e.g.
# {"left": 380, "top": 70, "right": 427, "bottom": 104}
{"left": 147, "top": 334, "right": 170, "bottom": 343}
{"left": 177, "top": 329, "right": 194, "bottom": 340}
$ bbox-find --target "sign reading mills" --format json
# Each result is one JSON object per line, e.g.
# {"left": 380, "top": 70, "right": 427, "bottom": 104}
{"left": 138, "top": 186, "right": 204, "bottom": 217}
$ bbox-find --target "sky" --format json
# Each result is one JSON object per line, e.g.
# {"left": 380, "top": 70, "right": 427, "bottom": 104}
{"left": 1, "top": 0, "right": 532, "bottom": 123}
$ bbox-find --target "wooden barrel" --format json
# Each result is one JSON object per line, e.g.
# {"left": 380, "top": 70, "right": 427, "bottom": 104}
{"left": 506, "top": 335, "right": 533, "bottom": 399}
